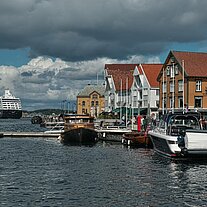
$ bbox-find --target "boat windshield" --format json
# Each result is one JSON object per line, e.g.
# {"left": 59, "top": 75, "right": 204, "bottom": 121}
{"left": 168, "top": 115, "right": 200, "bottom": 130}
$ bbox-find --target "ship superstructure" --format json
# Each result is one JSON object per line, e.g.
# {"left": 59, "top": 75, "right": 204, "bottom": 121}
{"left": 0, "top": 90, "right": 22, "bottom": 119}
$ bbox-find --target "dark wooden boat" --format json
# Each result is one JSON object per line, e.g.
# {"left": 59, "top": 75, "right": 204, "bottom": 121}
{"left": 60, "top": 114, "right": 98, "bottom": 144}
{"left": 122, "top": 131, "right": 152, "bottom": 148}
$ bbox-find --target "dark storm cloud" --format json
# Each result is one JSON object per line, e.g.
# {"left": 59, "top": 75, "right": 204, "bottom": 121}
{"left": 0, "top": 0, "right": 207, "bottom": 61}
{"left": 21, "top": 71, "right": 33, "bottom": 77}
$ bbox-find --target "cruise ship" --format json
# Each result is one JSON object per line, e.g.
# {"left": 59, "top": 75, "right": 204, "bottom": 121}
{"left": 0, "top": 90, "right": 22, "bottom": 119}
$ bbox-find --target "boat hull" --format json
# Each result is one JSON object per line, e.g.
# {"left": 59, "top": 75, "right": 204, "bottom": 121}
{"left": 122, "top": 131, "right": 153, "bottom": 148}
{"left": 0, "top": 110, "right": 22, "bottom": 119}
{"left": 61, "top": 127, "right": 98, "bottom": 144}
{"left": 148, "top": 130, "right": 182, "bottom": 158}
{"left": 149, "top": 129, "right": 207, "bottom": 159}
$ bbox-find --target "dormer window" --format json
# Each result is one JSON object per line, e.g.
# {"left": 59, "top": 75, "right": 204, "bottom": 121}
{"left": 92, "top": 94, "right": 98, "bottom": 99}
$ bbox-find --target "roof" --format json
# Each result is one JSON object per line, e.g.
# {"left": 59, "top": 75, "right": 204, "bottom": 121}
{"left": 105, "top": 64, "right": 138, "bottom": 91}
{"left": 77, "top": 84, "right": 105, "bottom": 97}
{"left": 172, "top": 51, "right": 207, "bottom": 77}
{"left": 140, "top": 64, "right": 162, "bottom": 88}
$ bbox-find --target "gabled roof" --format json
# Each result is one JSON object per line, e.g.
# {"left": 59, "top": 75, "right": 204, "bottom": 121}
{"left": 77, "top": 84, "right": 105, "bottom": 97}
{"left": 140, "top": 64, "right": 162, "bottom": 88}
{"left": 105, "top": 64, "right": 138, "bottom": 91}
{"left": 172, "top": 51, "right": 207, "bottom": 77}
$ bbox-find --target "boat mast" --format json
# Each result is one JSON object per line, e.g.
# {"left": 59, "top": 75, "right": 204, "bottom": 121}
{"left": 172, "top": 63, "right": 175, "bottom": 114}
{"left": 125, "top": 76, "right": 128, "bottom": 128}
{"left": 162, "top": 67, "right": 165, "bottom": 115}
{"left": 120, "top": 79, "right": 122, "bottom": 123}
{"left": 182, "top": 60, "right": 185, "bottom": 114}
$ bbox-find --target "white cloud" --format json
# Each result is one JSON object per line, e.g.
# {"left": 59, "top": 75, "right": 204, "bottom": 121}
{"left": 0, "top": 55, "right": 160, "bottom": 110}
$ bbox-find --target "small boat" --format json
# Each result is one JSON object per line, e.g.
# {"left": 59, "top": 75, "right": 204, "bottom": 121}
{"left": 148, "top": 111, "right": 207, "bottom": 159}
{"left": 122, "top": 131, "right": 152, "bottom": 148}
{"left": 60, "top": 114, "right": 98, "bottom": 144}
{"left": 31, "top": 116, "right": 43, "bottom": 124}
{"left": 96, "top": 120, "right": 132, "bottom": 142}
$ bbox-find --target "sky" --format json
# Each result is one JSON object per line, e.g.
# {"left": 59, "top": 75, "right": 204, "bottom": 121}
{"left": 0, "top": 0, "right": 207, "bottom": 111}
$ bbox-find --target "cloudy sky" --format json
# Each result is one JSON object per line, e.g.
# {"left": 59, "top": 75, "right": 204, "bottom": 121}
{"left": 0, "top": 0, "right": 207, "bottom": 110}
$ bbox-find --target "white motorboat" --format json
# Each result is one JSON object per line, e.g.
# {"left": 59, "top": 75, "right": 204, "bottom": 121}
{"left": 148, "top": 111, "right": 207, "bottom": 159}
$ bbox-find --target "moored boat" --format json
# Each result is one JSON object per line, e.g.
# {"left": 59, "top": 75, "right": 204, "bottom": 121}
{"left": 60, "top": 114, "right": 98, "bottom": 144}
{"left": 122, "top": 131, "right": 152, "bottom": 148}
{"left": 148, "top": 111, "right": 207, "bottom": 159}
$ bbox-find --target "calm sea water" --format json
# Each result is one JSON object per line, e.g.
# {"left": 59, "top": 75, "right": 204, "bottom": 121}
{"left": 0, "top": 118, "right": 207, "bottom": 206}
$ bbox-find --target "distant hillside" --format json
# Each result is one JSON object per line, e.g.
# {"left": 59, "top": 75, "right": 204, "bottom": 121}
{"left": 27, "top": 109, "right": 65, "bottom": 115}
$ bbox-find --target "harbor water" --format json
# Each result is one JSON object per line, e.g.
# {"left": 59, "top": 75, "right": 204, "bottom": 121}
{"left": 0, "top": 118, "right": 207, "bottom": 206}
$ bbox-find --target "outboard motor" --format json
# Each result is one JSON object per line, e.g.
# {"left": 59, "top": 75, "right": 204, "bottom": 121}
{"left": 177, "top": 128, "right": 188, "bottom": 156}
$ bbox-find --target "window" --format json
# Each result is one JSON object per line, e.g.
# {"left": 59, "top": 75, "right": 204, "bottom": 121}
{"left": 178, "top": 80, "right": 183, "bottom": 92}
{"left": 163, "top": 82, "right": 166, "bottom": 93}
{"left": 196, "top": 80, "right": 202, "bottom": 91}
{"left": 92, "top": 94, "right": 98, "bottom": 99}
{"left": 170, "top": 81, "right": 174, "bottom": 93}
{"left": 170, "top": 66, "right": 174, "bottom": 78}
{"left": 178, "top": 97, "right": 183, "bottom": 108}
{"left": 91, "top": 101, "right": 94, "bottom": 106}
{"left": 169, "top": 97, "right": 174, "bottom": 108}
{"left": 82, "top": 108, "right": 85, "bottom": 114}
{"left": 166, "top": 66, "right": 170, "bottom": 76}
{"left": 175, "top": 65, "right": 179, "bottom": 75}
{"left": 156, "top": 89, "right": 159, "bottom": 96}
{"left": 194, "top": 96, "right": 202, "bottom": 108}
{"left": 96, "top": 101, "right": 99, "bottom": 106}
{"left": 82, "top": 101, "right": 85, "bottom": 106}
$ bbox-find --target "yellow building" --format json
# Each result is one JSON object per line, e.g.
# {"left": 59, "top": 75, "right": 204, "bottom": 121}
{"left": 77, "top": 84, "right": 105, "bottom": 117}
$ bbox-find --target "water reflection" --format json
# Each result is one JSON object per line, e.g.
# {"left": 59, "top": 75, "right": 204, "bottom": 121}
{"left": 0, "top": 118, "right": 207, "bottom": 206}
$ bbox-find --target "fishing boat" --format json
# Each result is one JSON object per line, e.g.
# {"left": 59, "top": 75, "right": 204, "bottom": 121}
{"left": 148, "top": 111, "right": 207, "bottom": 159}
{"left": 0, "top": 89, "right": 22, "bottom": 119}
{"left": 60, "top": 114, "right": 98, "bottom": 144}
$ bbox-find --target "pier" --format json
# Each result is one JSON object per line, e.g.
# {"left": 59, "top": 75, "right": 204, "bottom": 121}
{"left": 1, "top": 132, "right": 60, "bottom": 138}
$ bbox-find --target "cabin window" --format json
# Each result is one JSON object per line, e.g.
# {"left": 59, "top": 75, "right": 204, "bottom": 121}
{"left": 194, "top": 96, "right": 202, "bottom": 108}
{"left": 178, "top": 80, "right": 183, "bottom": 92}
{"left": 195, "top": 80, "right": 202, "bottom": 92}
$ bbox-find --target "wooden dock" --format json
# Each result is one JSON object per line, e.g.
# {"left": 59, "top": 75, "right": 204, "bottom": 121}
{"left": 1, "top": 132, "right": 60, "bottom": 138}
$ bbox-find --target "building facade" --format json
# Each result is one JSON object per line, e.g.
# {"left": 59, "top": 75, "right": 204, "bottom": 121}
{"left": 77, "top": 84, "right": 105, "bottom": 117}
{"left": 157, "top": 51, "right": 207, "bottom": 116}
{"left": 104, "top": 63, "right": 162, "bottom": 117}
